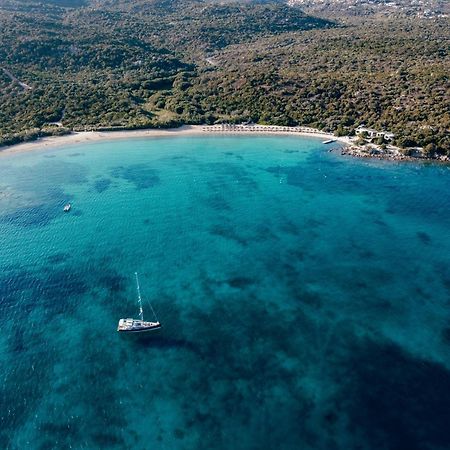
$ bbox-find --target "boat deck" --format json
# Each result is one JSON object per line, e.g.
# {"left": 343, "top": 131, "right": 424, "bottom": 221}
{"left": 117, "top": 318, "right": 161, "bottom": 332}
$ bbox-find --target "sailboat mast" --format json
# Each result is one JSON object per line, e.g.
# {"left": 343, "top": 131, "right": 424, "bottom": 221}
{"left": 135, "top": 272, "right": 144, "bottom": 321}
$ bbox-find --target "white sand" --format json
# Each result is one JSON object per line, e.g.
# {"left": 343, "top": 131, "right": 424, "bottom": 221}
{"left": 0, "top": 124, "right": 352, "bottom": 155}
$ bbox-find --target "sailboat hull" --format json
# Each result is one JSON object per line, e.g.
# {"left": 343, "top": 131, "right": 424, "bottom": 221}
{"left": 117, "top": 318, "right": 161, "bottom": 333}
{"left": 118, "top": 326, "right": 161, "bottom": 333}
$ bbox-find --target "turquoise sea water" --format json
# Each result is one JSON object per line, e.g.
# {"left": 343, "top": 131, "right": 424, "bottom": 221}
{"left": 0, "top": 135, "right": 449, "bottom": 449}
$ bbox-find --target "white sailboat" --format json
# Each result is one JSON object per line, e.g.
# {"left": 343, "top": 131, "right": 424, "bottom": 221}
{"left": 117, "top": 273, "right": 161, "bottom": 333}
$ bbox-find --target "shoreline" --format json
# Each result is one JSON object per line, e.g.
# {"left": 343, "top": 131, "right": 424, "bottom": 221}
{"left": 1, "top": 124, "right": 447, "bottom": 163}
{"left": 0, "top": 125, "right": 350, "bottom": 156}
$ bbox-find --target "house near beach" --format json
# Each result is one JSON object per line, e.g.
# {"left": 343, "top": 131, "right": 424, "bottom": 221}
{"left": 355, "top": 125, "right": 395, "bottom": 141}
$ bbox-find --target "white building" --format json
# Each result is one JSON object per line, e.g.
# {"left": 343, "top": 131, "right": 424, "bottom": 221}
{"left": 355, "top": 125, "right": 395, "bottom": 141}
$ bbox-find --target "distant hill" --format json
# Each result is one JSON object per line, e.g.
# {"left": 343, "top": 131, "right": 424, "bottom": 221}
{"left": 10, "top": 0, "right": 88, "bottom": 6}
{"left": 7, "top": 0, "right": 450, "bottom": 17}
{"left": 286, "top": 0, "right": 450, "bottom": 17}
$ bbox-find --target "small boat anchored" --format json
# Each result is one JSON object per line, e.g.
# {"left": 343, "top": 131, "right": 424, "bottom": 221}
{"left": 322, "top": 139, "right": 337, "bottom": 145}
{"left": 117, "top": 273, "right": 161, "bottom": 333}
{"left": 63, "top": 203, "right": 71, "bottom": 212}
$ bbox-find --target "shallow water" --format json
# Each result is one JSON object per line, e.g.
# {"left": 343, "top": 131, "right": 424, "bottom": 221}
{"left": 1, "top": 135, "right": 449, "bottom": 449}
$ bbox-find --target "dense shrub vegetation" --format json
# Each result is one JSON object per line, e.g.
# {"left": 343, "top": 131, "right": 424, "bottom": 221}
{"left": 0, "top": 0, "right": 448, "bottom": 154}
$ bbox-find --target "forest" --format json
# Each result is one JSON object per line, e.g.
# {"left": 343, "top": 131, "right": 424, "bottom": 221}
{"left": 0, "top": 0, "right": 449, "bottom": 155}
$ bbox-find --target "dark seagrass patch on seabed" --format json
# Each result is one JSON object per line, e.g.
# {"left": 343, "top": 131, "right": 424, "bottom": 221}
{"left": 209, "top": 223, "right": 248, "bottom": 246}
{"left": 110, "top": 164, "right": 160, "bottom": 190}
{"left": 338, "top": 338, "right": 450, "bottom": 450}
{"left": 222, "top": 151, "right": 244, "bottom": 160}
{"left": 94, "top": 177, "right": 112, "bottom": 193}
{"left": 279, "top": 218, "right": 300, "bottom": 236}
{"left": 374, "top": 218, "right": 389, "bottom": 228}
{"left": 203, "top": 162, "right": 258, "bottom": 191}
{"left": 0, "top": 203, "right": 61, "bottom": 227}
{"left": 226, "top": 276, "right": 255, "bottom": 289}
{"left": 266, "top": 157, "right": 383, "bottom": 196}
{"left": 99, "top": 273, "right": 127, "bottom": 293}
{"left": 417, "top": 231, "right": 432, "bottom": 245}
{"left": 204, "top": 193, "right": 232, "bottom": 211}
{"left": 358, "top": 249, "right": 376, "bottom": 259}
{"left": 46, "top": 252, "right": 71, "bottom": 264}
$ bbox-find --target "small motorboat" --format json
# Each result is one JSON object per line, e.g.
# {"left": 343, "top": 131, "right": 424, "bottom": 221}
{"left": 63, "top": 203, "right": 71, "bottom": 212}
{"left": 322, "top": 139, "right": 337, "bottom": 144}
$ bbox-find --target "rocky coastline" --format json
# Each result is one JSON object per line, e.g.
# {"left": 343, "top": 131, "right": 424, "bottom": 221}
{"left": 339, "top": 143, "right": 450, "bottom": 163}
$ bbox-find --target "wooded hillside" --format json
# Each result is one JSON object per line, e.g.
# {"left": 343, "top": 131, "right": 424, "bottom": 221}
{"left": 0, "top": 0, "right": 448, "bottom": 154}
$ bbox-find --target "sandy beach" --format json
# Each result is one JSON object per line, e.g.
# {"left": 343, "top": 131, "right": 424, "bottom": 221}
{"left": 0, "top": 124, "right": 352, "bottom": 156}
